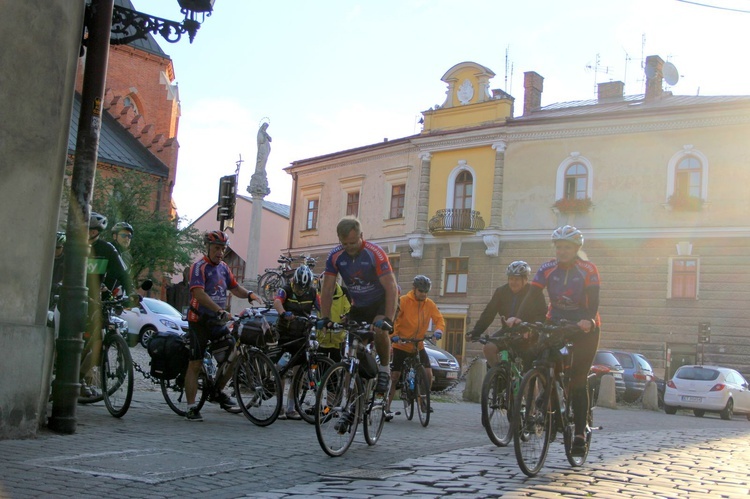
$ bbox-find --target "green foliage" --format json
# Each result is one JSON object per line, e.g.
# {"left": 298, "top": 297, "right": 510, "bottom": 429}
{"left": 91, "top": 169, "right": 203, "bottom": 280}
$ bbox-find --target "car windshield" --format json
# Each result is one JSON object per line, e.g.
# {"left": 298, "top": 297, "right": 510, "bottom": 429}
{"left": 594, "top": 352, "right": 622, "bottom": 369}
{"left": 145, "top": 299, "right": 181, "bottom": 318}
{"left": 613, "top": 352, "right": 634, "bottom": 369}
{"left": 675, "top": 367, "right": 720, "bottom": 381}
{"left": 635, "top": 355, "right": 653, "bottom": 371}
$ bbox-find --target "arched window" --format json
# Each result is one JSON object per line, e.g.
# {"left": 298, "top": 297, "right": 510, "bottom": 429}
{"left": 123, "top": 95, "right": 140, "bottom": 116}
{"left": 675, "top": 156, "right": 702, "bottom": 199}
{"left": 453, "top": 170, "right": 473, "bottom": 209}
{"left": 564, "top": 163, "right": 588, "bottom": 200}
{"left": 665, "top": 146, "right": 709, "bottom": 207}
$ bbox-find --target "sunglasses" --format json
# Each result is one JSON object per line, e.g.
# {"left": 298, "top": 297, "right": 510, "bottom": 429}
{"left": 117, "top": 233, "right": 133, "bottom": 239}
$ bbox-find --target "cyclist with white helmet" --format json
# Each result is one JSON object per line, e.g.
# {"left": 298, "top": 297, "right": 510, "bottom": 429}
{"left": 184, "top": 230, "right": 261, "bottom": 421}
{"left": 524, "top": 225, "right": 601, "bottom": 457}
{"left": 466, "top": 260, "right": 547, "bottom": 368}
{"left": 273, "top": 264, "right": 320, "bottom": 420}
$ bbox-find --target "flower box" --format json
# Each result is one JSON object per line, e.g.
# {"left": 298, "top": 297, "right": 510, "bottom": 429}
{"left": 553, "top": 197, "right": 592, "bottom": 213}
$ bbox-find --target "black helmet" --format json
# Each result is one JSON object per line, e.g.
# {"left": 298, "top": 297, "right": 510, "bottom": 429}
{"left": 551, "top": 225, "right": 584, "bottom": 246}
{"left": 413, "top": 275, "right": 431, "bottom": 293}
{"left": 55, "top": 231, "right": 66, "bottom": 248}
{"left": 506, "top": 261, "right": 531, "bottom": 278}
{"left": 111, "top": 221, "right": 134, "bottom": 235}
{"left": 292, "top": 265, "right": 314, "bottom": 294}
{"left": 89, "top": 212, "right": 108, "bottom": 231}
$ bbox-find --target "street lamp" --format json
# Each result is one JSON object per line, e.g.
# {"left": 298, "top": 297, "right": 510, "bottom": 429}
{"left": 48, "top": 0, "right": 215, "bottom": 434}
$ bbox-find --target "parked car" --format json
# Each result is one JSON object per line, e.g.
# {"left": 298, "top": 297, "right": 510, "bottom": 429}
{"left": 120, "top": 297, "right": 188, "bottom": 347}
{"left": 593, "top": 350, "right": 626, "bottom": 399}
{"left": 423, "top": 338, "right": 461, "bottom": 391}
{"left": 611, "top": 350, "right": 655, "bottom": 402}
{"left": 664, "top": 365, "right": 750, "bottom": 420}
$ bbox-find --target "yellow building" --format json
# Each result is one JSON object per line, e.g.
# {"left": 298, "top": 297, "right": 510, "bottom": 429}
{"left": 285, "top": 57, "right": 750, "bottom": 379}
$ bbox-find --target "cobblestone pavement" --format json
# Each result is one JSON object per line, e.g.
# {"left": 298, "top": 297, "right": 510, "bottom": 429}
{"left": 2, "top": 357, "right": 750, "bottom": 498}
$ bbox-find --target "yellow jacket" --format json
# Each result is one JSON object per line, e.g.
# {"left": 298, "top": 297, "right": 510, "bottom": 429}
{"left": 319, "top": 284, "right": 351, "bottom": 349}
{"left": 392, "top": 290, "right": 445, "bottom": 352}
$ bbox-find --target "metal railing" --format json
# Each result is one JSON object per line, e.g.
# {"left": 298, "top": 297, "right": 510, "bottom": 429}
{"left": 428, "top": 209, "right": 485, "bottom": 234}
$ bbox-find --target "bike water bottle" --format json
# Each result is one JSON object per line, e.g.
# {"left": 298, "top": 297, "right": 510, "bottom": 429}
{"left": 277, "top": 352, "right": 291, "bottom": 369}
{"left": 407, "top": 368, "right": 415, "bottom": 391}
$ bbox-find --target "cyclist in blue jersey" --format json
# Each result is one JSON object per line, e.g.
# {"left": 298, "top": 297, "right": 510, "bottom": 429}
{"left": 319, "top": 217, "right": 399, "bottom": 396}
{"left": 518, "top": 225, "right": 601, "bottom": 456}
{"left": 184, "top": 230, "right": 262, "bottom": 421}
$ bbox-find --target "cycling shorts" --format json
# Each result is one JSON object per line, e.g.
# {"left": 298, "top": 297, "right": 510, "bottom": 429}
{"left": 187, "top": 320, "right": 230, "bottom": 361}
{"left": 391, "top": 347, "right": 430, "bottom": 371}
{"left": 348, "top": 301, "right": 385, "bottom": 324}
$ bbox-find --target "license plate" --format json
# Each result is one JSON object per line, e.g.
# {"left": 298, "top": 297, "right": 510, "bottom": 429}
{"left": 682, "top": 396, "right": 702, "bottom": 403}
{"left": 613, "top": 373, "right": 622, "bottom": 379}
{"left": 446, "top": 371, "right": 458, "bottom": 379}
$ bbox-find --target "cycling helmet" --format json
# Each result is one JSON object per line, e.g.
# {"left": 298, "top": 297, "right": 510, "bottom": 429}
{"left": 291, "top": 265, "right": 314, "bottom": 294}
{"left": 111, "top": 221, "right": 134, "bottom": 235}
{"left": 551, "top": 225, "right": 584, "bottom": 247}
{"left": 506, "top": 261, "right": 531, "bottom": 278}
{"left": 204, "top": 230, "right": 229, "bottom": 246}
{"left": 89, "top": 212, "right": 108, "bottom": 231}
{"left": 55, "top": 231, "right": 66, "bottom": 248}
{"left": 413, "top": 275, "right": 432, "bottom": 293}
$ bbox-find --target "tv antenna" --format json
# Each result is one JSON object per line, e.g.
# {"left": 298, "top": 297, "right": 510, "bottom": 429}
{"left": 585, "top": 53, "right": 613, "bottom": 96}
{"left": 235, "top": 154, "right": 244, "bottom": 175}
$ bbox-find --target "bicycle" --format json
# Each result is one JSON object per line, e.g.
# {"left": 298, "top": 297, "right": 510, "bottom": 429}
{"left": 257, "top": 254, "right": 316, "bottom": 304}
{"left": 390, "top": 335, "right": 433, "bottom": 427}
{"left": 77, "top": 293, "right": 134, "bottom": 418}
{"left": 511, "top": 321, "right": 598, "bottom": 477}
{"left": 314, "top": 321, "right": 386, "bottom": 457}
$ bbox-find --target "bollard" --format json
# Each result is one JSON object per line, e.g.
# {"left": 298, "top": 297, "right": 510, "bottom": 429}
{"left": 596, "top": 374, "right": 617, "bottom": 409}
{"left": 641, "top": 380, "right": 659, "bottom": 411}
{"left": 462, "top": 359, "right": 487, "bottom": 403}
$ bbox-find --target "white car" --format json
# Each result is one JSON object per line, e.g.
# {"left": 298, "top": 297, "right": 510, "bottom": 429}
{"left": 664, "top": 365, "right": 750, "bottom": 420}
{"left": 121, "top": 297, "right": 188, "bottom": 347}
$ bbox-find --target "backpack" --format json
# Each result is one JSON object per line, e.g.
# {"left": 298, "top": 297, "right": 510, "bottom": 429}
{"left": 148, "top": 332, "right": 189, "bottom": 380}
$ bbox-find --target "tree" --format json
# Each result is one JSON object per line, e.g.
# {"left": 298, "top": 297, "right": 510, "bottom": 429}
{"left": 91, "top": 169, "right": 202, "bottom": 283}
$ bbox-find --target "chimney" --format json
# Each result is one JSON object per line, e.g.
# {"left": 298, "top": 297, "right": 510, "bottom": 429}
{"left": 597, "top": 81, "right": 625, "bottom": 102}
{"left": 523, "top": 71, "right": 544, "bottom": 115}
{"left": 644, "top": 55, "right": 664, "bottom": 101}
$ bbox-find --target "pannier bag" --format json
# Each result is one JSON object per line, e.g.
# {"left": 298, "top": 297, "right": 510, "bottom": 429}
{"left": 357, "top": 349, "right": 378, "bottom": 379}
{"left": 147, "top": 332, "right": 189, "bottom": 379}
{"left": 238, "top": 314, "right": 277, "bottom": 347}
{"left": 209, "top": 333, "right": 235, "bottom": 365}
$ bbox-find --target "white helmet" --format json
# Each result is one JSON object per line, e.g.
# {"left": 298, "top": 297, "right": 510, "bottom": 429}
{"left": 551, "top": 225, "right": 584, "bottom": 247}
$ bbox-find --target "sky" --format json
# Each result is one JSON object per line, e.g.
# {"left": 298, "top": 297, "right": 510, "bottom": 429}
{"left": 139, "top": 0, "right": 750, "bottom": 224}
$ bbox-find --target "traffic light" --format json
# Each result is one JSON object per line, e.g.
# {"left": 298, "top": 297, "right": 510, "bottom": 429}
{"left": 217, "top": 174, "right": 237, "bottom": 222}
{"left": 698, "top": 322, "right": 711, "bottom": 344}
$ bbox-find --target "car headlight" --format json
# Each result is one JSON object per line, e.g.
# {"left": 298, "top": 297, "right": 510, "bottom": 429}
{"left": 429, "top": 356, "right": 439, "bottom": 368}
{"left": 115, "top": 320, "right": 128, "bottom": 335}
{"left": 160, "top": 318, "right": 179, "bottom": 330}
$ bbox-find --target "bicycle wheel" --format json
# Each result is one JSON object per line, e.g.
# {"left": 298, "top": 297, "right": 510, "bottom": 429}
{"left": 415, "top": 365, "right": 430, "bottom": 427}
{"left": 292, "top": 355, "right": 335, "bottom": 424}
{"left": 101, "top": 334, "right": 133, "bottom": 418}
{"left": 78, "top": 341, "right": 105, "bottom": 405}
{"left": 161, "top": 370, "right": 208, "bottom": 416}
{"left": 315, "top": 363, "right": 361, "bottom": 457}
{"left": 513, "top": 369, "right": 552, "bottom": 477}
{"left": 258, "top": 272, "right": 285, "bottom": 304}
{"left": 481, "top": 365, "right": 513, "bottom": 446}
{"left": 401, "top": 371, "right": 415, "bottom": 421}
{"left": 234, "top": 349, "right": 282, "bottom": 426}
{"left": 564, "top": 397, "right": 593, "bottom": 467}
{"left": 363, "top": 378, "right": 386, "bottom": 445}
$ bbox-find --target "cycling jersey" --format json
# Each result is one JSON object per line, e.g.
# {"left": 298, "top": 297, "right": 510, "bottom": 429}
{"left": 324, "top": 240, "right": 392, "bottom": 308}
{"left": 87, "top": 239, "right": 133, "bottom": 299}
{"left": 187, "top": 256, "right": 238, "bottom": 322}
{"left": 531, "top": 258, "right": 601, "bottom": 325}
{"left": 275, "top": 285, "right": 319, "bottom": 316}
{"left": 473, "top": 283, "right": 547, "bottom": 336}
{"left": 392, "top": 290, "right": 445, "bottom": 353}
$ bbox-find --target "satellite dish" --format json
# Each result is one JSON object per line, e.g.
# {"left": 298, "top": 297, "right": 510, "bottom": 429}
{"left": 663, "top": 62, "right": 679, "bottom": 86}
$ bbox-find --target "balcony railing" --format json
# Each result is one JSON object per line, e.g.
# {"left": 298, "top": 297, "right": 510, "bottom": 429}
{"left": 428, "top": 209, "right": 485, "bottom": 234}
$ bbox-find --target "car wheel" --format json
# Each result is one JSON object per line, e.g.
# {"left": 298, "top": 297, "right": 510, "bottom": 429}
{"left": 693, "top": 409, "right": 705, "bottom": 418}
{"left": 720, "top": 399, "right": 734, "bottom": 420}
{"left": 664, "top": 403, "right": 677, "bottom": 415}
{"left": 140, "top": 327, "right": 157, "bottom": 348}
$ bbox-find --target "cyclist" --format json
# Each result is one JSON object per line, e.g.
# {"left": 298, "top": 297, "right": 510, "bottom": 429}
{"left": 522, "top": 225, "right": 601, "bottom": 456}
{"left": 184, "top": 230, "right": 262, "bottom": 421}
{"left": 315, "top": 272, "right": 350, "bottom": 363}
{"left": 466, "top": 261, "right": 547, "bottom": 368}
{"left": 386, "top": 275, "right": 445, "bottom": 421}
{"left": 80, "top": 212, "right": 136, "bottom": 397}
{"left": 319, "top": 217, "right": 399, "bottom": 397}
{"left": 111, "top": 221, "right": 134, "bottom": 274}
{"left": 272, "top": 264, "right": 319, "bottom": 420}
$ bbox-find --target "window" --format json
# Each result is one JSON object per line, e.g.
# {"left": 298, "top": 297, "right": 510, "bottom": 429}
{"left": 669, "top": 257, "right": 698, "bottom": 299}
{"left": 453, "top": 170, "right": 473, "bottom": 209}
{"left": 389, "top": 255, "right": 400, "bottom": 282}
{"left": 564, "top": 163, "right": 588, "bottom": 200}
{"left": 389, "top": 184, "right": 405, "bottom": 219}
{"left": 306, "top": 198, "right": 319, "bottom": 230}
{"left": 123, "top": 95, "right": 140, "bottom": 115}
{"left": 674, "top": 156, "right": 702, "bottom": 199}
{"left": 444, "top": 258, "right": 468, "bottom": 295}
{"left": 346, "top": 191, "right": 359, "bottom": 217}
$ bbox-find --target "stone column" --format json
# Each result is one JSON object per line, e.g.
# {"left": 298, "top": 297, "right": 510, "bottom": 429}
{"left": 489, "top": 141, "right": 506, "bottom": 229}
{"left": 416, "top": 152, "right": 432, "bottom": 233}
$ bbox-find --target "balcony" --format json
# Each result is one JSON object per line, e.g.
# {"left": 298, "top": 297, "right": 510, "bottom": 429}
{"left": 428, "top": 209, "right": 485, "bottom": 235}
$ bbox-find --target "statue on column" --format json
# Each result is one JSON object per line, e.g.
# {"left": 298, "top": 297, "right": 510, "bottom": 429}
{"left": 249, "top": 120, "right": 271, "bottom": 197}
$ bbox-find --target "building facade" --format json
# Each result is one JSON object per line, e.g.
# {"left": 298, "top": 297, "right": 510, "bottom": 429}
{"left": 285, "top": 58, "right": 750, "bottom": 379}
